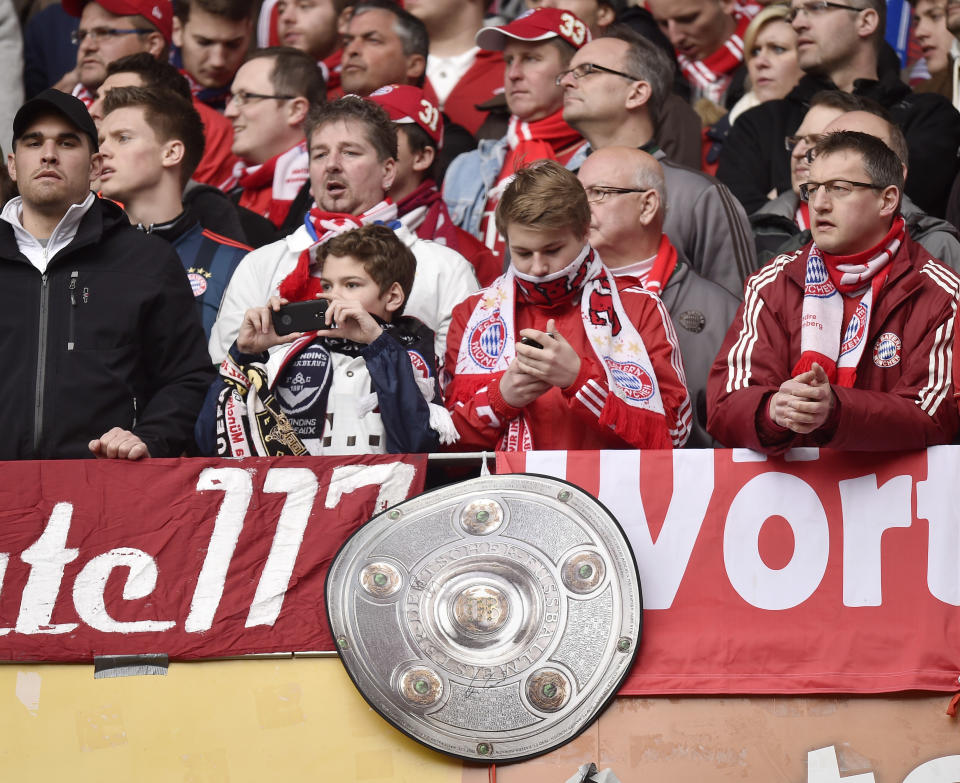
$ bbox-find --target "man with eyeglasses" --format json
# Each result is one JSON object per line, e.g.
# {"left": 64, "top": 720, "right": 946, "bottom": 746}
{"left": 224, "top": 47, "right": 325, "bottom": 230}
{"left": 752, "top": 93, "right": 960, "bottom": 270}
{"left": 561, "top": 25, "right": 756, "bottom": 299}
{"left": 443, "top": 7, "right": 589, "bottom": 263}
{"left": 58, "top": 0, "right": 171, "bottom": 106}
{"left": 578, "top": 146, "right": 738, "bottom": 447}
{"left": 709, "top": 130, "right": 960, "bottom": 452}
{"left": 718, "top": 0, "right": 960, "bottom": 220}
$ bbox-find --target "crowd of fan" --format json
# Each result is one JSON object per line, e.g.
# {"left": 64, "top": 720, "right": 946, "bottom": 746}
{"left": 2, "top": 0, "right": 959, "bottom": 461}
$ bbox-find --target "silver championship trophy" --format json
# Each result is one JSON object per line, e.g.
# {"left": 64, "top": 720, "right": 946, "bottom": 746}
{"left": 326, "top": 473, "right": 643, "bottom": 762}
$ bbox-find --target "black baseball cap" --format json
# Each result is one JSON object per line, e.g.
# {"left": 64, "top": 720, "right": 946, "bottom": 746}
{"left": 12, "top": 88, "right": 99, "bottom": 152}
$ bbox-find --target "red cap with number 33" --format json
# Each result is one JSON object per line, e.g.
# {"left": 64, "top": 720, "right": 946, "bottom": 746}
{"left": 475, "top": 7, "right": 591, "bottom": 52}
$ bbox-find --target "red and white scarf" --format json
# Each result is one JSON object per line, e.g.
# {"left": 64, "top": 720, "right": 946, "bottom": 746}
{"left": 227, "top": 141, "right": 309, "bottom": 228}
{"left": 794, "top": 217, "right": 904, "bottom": 387}
{"left": 277, "top": 199, "right": 397, "bottom": 301}
{"left": 676, "top": 4, "right": 759, "bottom": 104}
{"left": 453, "top": 244, "right": 670, "bottom": 450}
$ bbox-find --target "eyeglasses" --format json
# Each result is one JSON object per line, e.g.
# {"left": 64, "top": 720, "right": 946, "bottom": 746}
{"left": 785, "top": 133, "right": 825, "bottom": 152}
{"left": 71, "top": 27, "right": 150, "bottom": 45}
{"left": 227, "top": 90, "right": 296, "bottom": 107}
{"left": 555, "top": 62, "right": 643, "bottom": 87}
{"left": 584, "top": 186, "right": 650, "bottom": 204}
{"left": 786, "top": 1, "right": 865, "bottom": 23}
{"left": 799, "top": 179, "right": 884, "bottom": 201}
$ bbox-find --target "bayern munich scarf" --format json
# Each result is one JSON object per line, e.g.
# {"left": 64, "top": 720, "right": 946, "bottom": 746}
{"left": 452, "top": 244, "right": 672, "bottom": 450}
{"left": 277, "top": 199, "right": 397, "bottom": 301}
{"left": 676, "top": 5, "right": 757, "bottom": 104}
{"left": 793, "top": 216, "right": 904, "bottom": 387}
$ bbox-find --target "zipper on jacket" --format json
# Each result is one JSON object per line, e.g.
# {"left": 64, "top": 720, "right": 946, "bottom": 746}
{"left": 67, "top": 270, "right": 78, "bottom": 351}
{"left": 33, "top": 268, "right": 49, "bottom": 454}
{"left": 132, "top": 396, "right": 137, "bottom": 429}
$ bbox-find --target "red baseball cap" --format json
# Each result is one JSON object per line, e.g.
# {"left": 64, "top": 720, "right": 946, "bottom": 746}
{"left": 61, "top": 0, "right": 174, "bottom": 44}
{"left": 475, "top": 7, "right": 591, "bottom": 52}
{"left": 368, "top": 84, "right": 444, "bottom": 148}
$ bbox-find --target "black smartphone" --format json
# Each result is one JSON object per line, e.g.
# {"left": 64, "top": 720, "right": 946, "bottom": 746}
{"left": 520, "top": 336, "right": 544, "bottom": 350}
{"left": 272, "top": 299, "right": 331, "bottom": 335}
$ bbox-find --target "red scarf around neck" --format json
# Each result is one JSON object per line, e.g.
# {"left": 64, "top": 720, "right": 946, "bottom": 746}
{"left": 643, "top": 235, "right": 680, "bottom": 295}
{"left": 396, "top": 179, "right": 460, "bottom": 249}
{"left": 277, "top": 200, "right": 397, "bottom": 302}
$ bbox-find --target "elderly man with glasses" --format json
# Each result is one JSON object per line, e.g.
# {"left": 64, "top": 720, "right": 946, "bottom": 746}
{"left": 718, "top": 0, "right": 960, "bottom": 220}
{"left": 708, "top": 130, "right": 960, "bottom": 453}
{"left": 561, "top": 25, "right": 756, "bottom": 299}
{"left": 578, "top": 146, "right": 739, "bottom": 447}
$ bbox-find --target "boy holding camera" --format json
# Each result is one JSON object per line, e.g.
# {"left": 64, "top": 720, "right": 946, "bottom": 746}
{"left": 195, "top": 225, "right": 456, "bottom": 456}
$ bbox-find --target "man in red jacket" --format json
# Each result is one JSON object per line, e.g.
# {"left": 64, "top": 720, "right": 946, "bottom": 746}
{"left": 708, "top": 130, "right": 960, "bottom": 452}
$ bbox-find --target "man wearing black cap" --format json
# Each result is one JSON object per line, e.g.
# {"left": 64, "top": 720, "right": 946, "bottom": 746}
{"left": 0, "top": 88, "right": 213, "bottom": 460}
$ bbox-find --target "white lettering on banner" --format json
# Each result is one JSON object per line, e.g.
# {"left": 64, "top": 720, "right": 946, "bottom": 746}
{"left": 809, "top": 748, "right": 960, "bottom": 783}
{"left": 725, "top": 474, "right": 829, "bottom": 610}
{"left": 840, "top": 474, "right": 912, "bottom": 606}
{"left": 73, "top": 548, "right": 176, "bottom": 632}
{"left": 902, "top": 756, "right": 960, "bottom": 782}
{"left": 324, "top": 462, "right": 418, "bottom": 514}
{"left": 16, "top": 503, "right": 79, "bottom": 635}
{"left": 186, "top": 468, "right": 254, "bottom": 633}
{"left": 916, "top": 446, "right": 960, "bottom": 605}
{"left": 598, "top": 450, "right": 713, "bottom": 609}
{"left": 807, "top": 746, "right": 876, "bottom": 783}
{"left": 246, "top": 469, "right": 318, "bottom": 628}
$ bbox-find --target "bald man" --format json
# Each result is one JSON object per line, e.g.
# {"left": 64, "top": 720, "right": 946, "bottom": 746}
{"left": 579, "top": 146, "right": 738, "bottom": 447}
{"left": 752, "top": 106, "right": 960, "bottom": 271}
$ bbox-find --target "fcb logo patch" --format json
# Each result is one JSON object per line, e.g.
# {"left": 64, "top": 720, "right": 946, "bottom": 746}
{"left": 187, "top": 267, "right": 211, "bottom": 297}
{"left": 873, "top": 332, "right": 902, "bottom": 367}
{"left": 468, "top": 311, "right": 507, "bottom": 370}
{"left": 604, "top": 358, "right": 655, "bottom": 401}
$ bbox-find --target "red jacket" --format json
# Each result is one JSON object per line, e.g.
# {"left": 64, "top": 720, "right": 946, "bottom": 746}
{"left": 423, "top": 48, "right": 504, "bottom": 137}
{"left": 707, "top": 233, "right": 960, "bottom": 452}
{"left": 444, "top": 277, "right": 691, "bottom": 450}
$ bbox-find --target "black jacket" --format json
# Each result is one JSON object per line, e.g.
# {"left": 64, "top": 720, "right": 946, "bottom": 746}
{"left": 717, "top": 71, "right": 960, "bottom": 218}
{"left": 0, "top": 197, "right": 214, "bottom": 459}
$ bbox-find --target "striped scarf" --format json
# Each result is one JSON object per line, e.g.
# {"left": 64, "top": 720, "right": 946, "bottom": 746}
{"left": 794, "top": 217, "right": 905, "bottom": 387}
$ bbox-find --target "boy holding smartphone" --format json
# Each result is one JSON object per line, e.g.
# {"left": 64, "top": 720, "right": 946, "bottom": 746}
{"left": 444, "top": 161, "right": 691, "bottom": 450}
{"left": 195, "top": 225, "right": 457, "bottom": 456}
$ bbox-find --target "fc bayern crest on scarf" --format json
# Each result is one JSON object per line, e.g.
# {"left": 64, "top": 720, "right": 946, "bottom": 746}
{"left": 874, "top": 332, "right": 902, "bottom": 367}
{"left": 839, "top": 302, "right": 868, "bottom": 358}
{"left": 468, "top": 310, "right": 507, "bottom": 370}
{"left": 804, "top": 250, "right": 833, "bottom": 298}
{"left": 407, "top": 349, "right": 430, "bottom": 379}
{"left": 604, "top": 359, "right": 655, "bottom": 401}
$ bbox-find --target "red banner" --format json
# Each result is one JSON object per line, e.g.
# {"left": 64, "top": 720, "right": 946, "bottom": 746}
{"left": 0, "top": 455, "right": 426, "bottom": 661}
{"left": 499, "top": 448, "right": 960, "bottom": 696}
